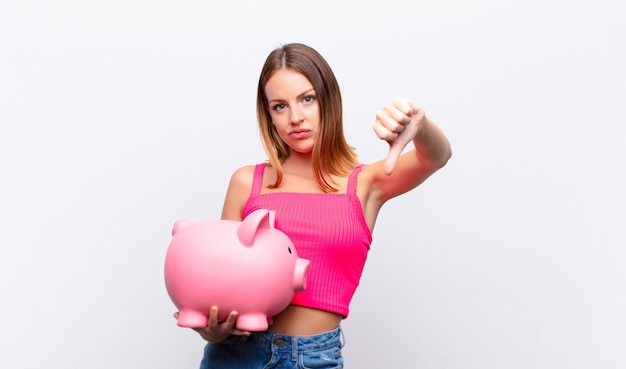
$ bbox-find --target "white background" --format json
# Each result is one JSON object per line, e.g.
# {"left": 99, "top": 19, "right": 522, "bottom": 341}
{"left": 1, "top": 0, "right": 624, "bottom": 368}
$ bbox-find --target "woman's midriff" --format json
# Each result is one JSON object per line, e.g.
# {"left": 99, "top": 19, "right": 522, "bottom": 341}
{"left": 269, "top": 305, "right": 342, "bottom": 336}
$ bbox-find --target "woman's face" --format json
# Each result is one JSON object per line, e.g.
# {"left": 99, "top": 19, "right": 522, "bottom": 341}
{"left": 264, "top": 68, "right": 320, "bottom": 155}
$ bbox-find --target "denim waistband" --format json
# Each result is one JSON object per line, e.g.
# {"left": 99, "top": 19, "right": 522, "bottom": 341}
{"left": 246, "top": 327, "right": 343, "bottom": 353}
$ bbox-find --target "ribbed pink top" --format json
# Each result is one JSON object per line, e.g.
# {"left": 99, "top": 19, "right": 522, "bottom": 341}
{"left": 242, "top": 163, "right": 372, "bottom": 317}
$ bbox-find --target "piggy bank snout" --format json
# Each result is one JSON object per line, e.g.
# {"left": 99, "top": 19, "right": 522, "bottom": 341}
{"left": 292, "top": 258, "right": 310, "bottom": 292}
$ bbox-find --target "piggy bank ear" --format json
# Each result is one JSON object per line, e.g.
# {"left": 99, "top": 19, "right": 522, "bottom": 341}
{"left": 172, "top": 220, "right": 191, "bottom": 236}
{"left": 237, "top": 209, "right": 274, "bottom": 246}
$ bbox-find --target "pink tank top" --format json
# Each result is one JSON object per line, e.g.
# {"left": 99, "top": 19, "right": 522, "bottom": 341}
{"left": 242, "top": 163, "right": 372, "bottom": 317}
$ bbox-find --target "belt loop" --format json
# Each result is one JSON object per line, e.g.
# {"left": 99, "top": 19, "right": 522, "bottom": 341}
{"left": 291, "top": 336, "right": 298, "bottom": 361}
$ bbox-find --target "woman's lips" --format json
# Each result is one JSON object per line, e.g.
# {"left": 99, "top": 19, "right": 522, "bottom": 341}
{"left": 289, "top": 129, "right": 310, "bottom": 139}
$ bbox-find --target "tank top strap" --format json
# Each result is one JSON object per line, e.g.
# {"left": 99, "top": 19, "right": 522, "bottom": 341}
{"left": 347, "top": 164, "right": 365, "bottom": 194}
{"left": 250, "top": 163, "right": 266, "bottom": 196}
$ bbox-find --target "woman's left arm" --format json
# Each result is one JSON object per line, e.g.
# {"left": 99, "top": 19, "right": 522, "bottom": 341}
{"left": 370, "top": 97, "right": 452, "bottom": 202}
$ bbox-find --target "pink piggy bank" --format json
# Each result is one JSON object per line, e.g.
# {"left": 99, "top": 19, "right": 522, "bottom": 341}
{"left": 164, "top": 209, "right": 310, "bottom": 331}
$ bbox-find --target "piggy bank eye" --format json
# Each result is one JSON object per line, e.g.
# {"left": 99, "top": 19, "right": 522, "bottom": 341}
{"left": 288, "top": 247, "right": 292, "bottom": 254}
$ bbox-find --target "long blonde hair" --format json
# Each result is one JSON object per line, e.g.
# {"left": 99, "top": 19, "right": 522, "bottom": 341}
{"left": 256, "top": 43, "right": 358, "bottom": 192}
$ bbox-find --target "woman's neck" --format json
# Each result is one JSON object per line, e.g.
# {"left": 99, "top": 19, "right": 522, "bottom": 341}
{"left": 282, "top": 153, "right": 314, "bottom": 174}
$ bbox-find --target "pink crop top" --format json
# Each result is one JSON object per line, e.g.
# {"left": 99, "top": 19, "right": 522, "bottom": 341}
{"left": 242, "top": 163, "right": 373, "bottom": 318}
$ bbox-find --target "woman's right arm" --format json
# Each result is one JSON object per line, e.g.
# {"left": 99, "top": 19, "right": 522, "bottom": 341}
{"left": 209, "top": 166, "right": 257, "bottom": 341}
{"left": 221, "top": 165, "right": 255, "bottom": 221}
{"left": 179, "top": 166, "right": 256, "bottom": 343}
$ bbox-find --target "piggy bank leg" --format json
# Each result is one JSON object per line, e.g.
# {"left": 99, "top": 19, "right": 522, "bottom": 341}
{"left": 176, "top": 309, "right": 209, "bottom": 328}
{"left": 236, "top": 313, "right": 270, "bottom": 332}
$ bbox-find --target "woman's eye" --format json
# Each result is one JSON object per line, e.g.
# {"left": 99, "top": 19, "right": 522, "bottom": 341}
{"left": 303, "top": 95, "right": 315, "bottom": 103}
{"left": 273, "top": 103, "right": 286, "bottom": 111}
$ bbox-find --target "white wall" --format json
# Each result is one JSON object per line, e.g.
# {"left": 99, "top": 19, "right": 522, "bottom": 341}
{"left": 1, "top": 1, "right": 624, "bottom": 368}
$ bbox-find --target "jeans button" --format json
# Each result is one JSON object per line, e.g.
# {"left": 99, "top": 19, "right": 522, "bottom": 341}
{"left": 275, "top": 338, "right": 288, "bottom": 346}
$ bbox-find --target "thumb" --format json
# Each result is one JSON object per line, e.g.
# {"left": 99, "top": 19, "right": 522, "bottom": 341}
{"left": 383, "top": 118, "right": 420, "bottom": 175}
{"left": 384, "top": 140, "right": 405, "bottom": 175}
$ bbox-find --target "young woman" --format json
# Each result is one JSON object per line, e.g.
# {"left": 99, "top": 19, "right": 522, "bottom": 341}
{"left": 182, "top": 42, "right": 451, "bottom": 368}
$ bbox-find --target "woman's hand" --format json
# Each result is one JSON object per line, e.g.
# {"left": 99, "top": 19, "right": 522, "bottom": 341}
{"left": 173, "top": 306, "right": 251, "bottom": 343}
{"left": 373, "top": 97, "right": 426, "bottom": 175}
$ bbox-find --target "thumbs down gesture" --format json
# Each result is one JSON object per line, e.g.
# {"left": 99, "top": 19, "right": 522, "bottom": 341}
{"left": 372, "top": 97, "right": 426, "bottom": 175}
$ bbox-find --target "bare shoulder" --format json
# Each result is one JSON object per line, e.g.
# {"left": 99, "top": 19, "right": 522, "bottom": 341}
{"left": 229, "top": 165, "right": 257, "bottom": 187}
{"left": 356, "top": 161, "right": 386, "bottom": 206}
{"left": 357, "top": 161, "right": 385, "bottom": 193}
{"left": 221, "top": 165, "right": 257, "bottom": 221}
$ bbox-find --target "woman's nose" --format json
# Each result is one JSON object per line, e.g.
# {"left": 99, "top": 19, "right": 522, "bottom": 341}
{"left": 290, "top": 106, "right": 304, "bottom": 124}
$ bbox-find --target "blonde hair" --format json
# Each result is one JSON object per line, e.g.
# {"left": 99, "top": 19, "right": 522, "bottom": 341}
{"left": 256, "top": 43, "right": 358, "bottom": 192}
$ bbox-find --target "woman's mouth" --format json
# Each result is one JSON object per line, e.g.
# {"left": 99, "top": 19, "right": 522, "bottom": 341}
{"left": 289, "top": 129, "right": 310, "bottom": 139}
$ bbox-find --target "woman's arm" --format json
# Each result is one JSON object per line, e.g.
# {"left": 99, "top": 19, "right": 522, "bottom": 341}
{"left": 177, "top": 166, "right": 255, "bottom": 343}
{"left": 221, "top": 165, "right": 255, "bottom": 221}
{"left": 369, "top": 97, "right": 452, "bottom": 203}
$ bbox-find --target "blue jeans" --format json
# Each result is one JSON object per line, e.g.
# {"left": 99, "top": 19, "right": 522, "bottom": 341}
{"left": 199, "top": 327, "right": 344, "bottom": 369}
